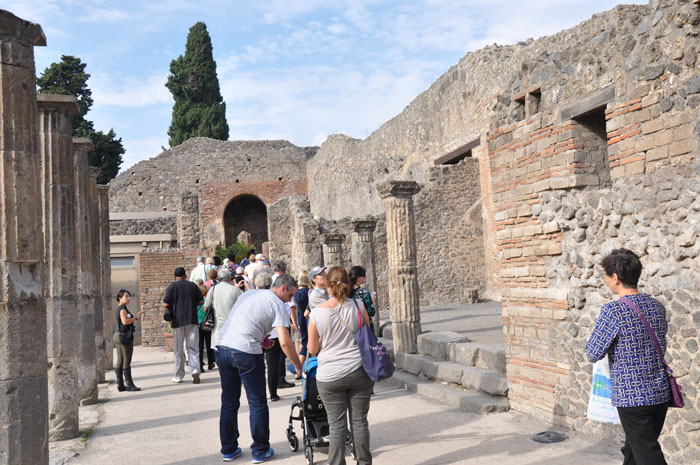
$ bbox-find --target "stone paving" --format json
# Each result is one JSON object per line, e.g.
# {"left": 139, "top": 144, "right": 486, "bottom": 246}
{"left": 51, "top": 346, "right": 625, "bottom": 465}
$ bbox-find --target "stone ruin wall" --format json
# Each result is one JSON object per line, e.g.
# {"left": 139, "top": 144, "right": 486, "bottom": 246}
{"left": 302, "top": 1, "right": 699, "bottom": 461}
{"left": 108, "top": 138, "right": 315, "bottom": 250}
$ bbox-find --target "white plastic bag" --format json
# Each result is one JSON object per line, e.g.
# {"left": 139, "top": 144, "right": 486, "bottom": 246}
{"left": 586, "top": 356, "right": 620, "bottom": 424}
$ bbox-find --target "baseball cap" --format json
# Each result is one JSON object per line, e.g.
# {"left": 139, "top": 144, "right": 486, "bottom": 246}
{"left": 308, "top": 266, "right": 327, "bottom": 282}
{"left": 255, "top": 253, "right": 265, "bottom": 260}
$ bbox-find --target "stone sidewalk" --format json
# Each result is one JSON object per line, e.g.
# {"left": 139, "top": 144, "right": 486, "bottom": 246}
{"left": 50, "top": 346, "right": 625, "bottom": 465}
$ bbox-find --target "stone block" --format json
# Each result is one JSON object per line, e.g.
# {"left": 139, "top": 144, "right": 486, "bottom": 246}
{"left": 476, "top": 344, "right": 507, "bottom": 373}
{"left": 418, "top": 332, "right": 469, "bottom": 360}
{"left": 646, "top": 146, "right": 669, "bottom": 161}
{"left": 625, "top": 160, "right": 646, "bottom": 176}
{"left": 399, "top": 353, "right": 424, "bottom": 375}
{"left": 461, "top": 366, "right": 509, "bottom": 396}
{"left": 47, "top": 356, "right": 80, "bottom": 440}
{"left": 669, "top": 140, "right": 693, "bottom": 157}
{"left": 46, "top": 296, "right": 79, "bottom": 358}
{"left": 448, "top": 342, "right": 479, "bottom": 366}
{"left": 0, "top": 297, "right": 46, "bottom": 381}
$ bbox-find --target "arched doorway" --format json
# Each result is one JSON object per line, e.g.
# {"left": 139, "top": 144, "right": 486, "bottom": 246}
{"left": 223, "top": 194, "right": 268, "bottom": 250}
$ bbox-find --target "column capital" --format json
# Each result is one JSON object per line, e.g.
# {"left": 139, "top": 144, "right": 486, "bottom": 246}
{"left": 72, "top": 137, "right": 93, "bottom": 152}
{"left": 87, "top": 167, "right": 100, "bottom": 182}
{"left": 96, "top": 184, "right": 110, "bottom": 195}
{"left": 323, "top": 233, "right": 345, "bottom": 245}
{"left": 0, "top": 10, "right": 46, "bottom": 45}
{"left": 36, "top": 94, "right": 79, "bottom": 114}
{"left": 378, "top": 180, "right": 421, "bottom": 199}
{"left": 349, "top": 218, "right": 377, "bottom": 233}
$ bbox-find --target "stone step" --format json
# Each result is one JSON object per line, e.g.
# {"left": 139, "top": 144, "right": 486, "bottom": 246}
{"left": 380, "top": 370, "right": 509, "bottom": 415}
{"left": 448, "top": 342, "right": 507, "bottom": 374}
{"left": 417, "top": 332, "right": 469, "bottom": 359}
{"left": 395, "top": 352, "right": 508, "bottom": 397}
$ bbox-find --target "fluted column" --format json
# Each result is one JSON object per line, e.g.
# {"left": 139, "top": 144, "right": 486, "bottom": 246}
{"left": 87, "top": 167, "right": 105, "bottom": 384}
{"left": 322, "top": 233, "right": 345, "bottom": 268}
{"left": 73, "top": 137, "right": 98, "bottom": 404}
{"left": 97, "top": 185, "right": 113, "bottom": 373}
{"left": 0, "top": 11, "right": 49, "bottom": 464}
{"left": 349, "top": 219, "right": 380, "bottom": 332}
{"left": 378, "top": 181, "right": 421, "bottom": 354}
{"left": 38, "top": 94, "right": 81, "bottom": 440}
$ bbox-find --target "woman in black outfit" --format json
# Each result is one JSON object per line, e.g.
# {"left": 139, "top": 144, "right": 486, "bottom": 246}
{"left": 113, "top": 289, "right": 142, "bottom": 392}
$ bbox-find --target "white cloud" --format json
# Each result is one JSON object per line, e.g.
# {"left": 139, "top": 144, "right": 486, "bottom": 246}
{"left": 91, "top": 73, "right": 171, "bottom": 108}
{"left": 121, "top": 137, "right": 168, "bottom": 171}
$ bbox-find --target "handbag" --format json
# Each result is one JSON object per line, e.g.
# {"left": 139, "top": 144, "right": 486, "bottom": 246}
{"left": 163, "top": 307, "right": 173, "bottom": 322}
{"left": 586, "top": 356, "right": 620, "bottom": 423}
{"left": 200, "top": 306, "right": 215, "bottom": 332}
{"left": 332, "top": 299, "right": 395, "bottom": 382}
{"left": 118, "top": 327, "right": 134, "bottom": 345}
{"left": 620, "top": 296, "right": 685, "bottom": 408}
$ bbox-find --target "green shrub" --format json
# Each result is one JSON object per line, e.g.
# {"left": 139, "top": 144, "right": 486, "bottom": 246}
{"left": 215, "top": 240, "right": 254, "bottom": 264}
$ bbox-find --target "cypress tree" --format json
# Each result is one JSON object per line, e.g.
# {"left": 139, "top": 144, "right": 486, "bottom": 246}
{"left": 166, "top": 22, "right": 229, "bottom": 147}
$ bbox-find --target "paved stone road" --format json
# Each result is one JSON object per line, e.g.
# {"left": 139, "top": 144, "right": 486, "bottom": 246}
{"left": 57, "top": 347, "right": 623, "bottom": 465}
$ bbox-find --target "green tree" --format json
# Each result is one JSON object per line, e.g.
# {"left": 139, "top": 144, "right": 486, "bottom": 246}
{"left": 166, "top": 21, "right": 229, "bottom": 147}
{"left": 37, "top": 55, "right": 124, "bottom": 183}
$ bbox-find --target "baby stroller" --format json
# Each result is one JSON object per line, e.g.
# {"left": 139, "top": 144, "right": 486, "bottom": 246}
{"left": 286, "top": 357, "right": 354, "bottom": 464}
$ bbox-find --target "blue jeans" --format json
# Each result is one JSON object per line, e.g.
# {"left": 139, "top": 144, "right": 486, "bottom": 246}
{"left": 217, "top": 346, "right": 270, "bottom": 457}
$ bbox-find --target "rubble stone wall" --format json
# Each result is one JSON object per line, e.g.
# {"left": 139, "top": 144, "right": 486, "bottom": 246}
{"left": 109, "top": 217, "right": 176, "bottom": 236}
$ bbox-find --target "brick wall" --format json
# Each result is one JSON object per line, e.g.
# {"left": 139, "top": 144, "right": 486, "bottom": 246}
{"left": 138, "top": 251, "right": 199, "bottom": 347}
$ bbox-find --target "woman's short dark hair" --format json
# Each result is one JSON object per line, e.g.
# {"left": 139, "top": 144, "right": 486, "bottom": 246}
{"left": 213, "top": 256, "right": 221, "bottom": 266}
{"left": 227, "top": 252, "right": 236, "bottom": 263}
{"left": 348, "top": 266, "right": 367, "bottom": 288}
{"left": 247, "top": 249, "right": 256, "bottom": 258}
{"left": 601, "top": 249, "right": 642, "bottom": 288}
{"left": 116, "top": 289, "right": 131, "bottom": 302}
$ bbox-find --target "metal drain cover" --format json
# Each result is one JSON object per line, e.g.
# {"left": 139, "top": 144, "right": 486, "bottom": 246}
{"left": 532, "top": 431, "right": 568, "bottom": 443}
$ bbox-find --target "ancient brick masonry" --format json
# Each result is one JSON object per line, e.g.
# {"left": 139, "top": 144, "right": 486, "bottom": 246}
{"left": 139, "top": 251, "right": 198, "bottom": 347}
{"left": 0, "top": 10, "right": 49, "bottom": 464}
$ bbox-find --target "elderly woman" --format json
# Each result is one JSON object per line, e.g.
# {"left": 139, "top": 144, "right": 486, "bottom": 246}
{"left": 586, "top": 248, "right": 670, "bottom": 465}
{"left": 308, "top": 266, "right": 373, "bottom": 465}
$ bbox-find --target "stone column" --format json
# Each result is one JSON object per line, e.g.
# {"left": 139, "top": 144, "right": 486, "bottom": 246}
{"left": 350, "top": 219, "right": 380, "bottom": 331}
{"left": 322, "top": 233, "right": 345, "bottom": 268}
{"left": 0, "top": 11, "right": 49, "bottom": 465}
{"left": 177, "top": 190, "right": 200, "bottom": 250}
{"left": 378, "top": 181, "right": 421, "bottom": 354}
{"left": 97, "top": 185, "right": 113, "bottom": 373}
{"left": 38, "top": 94, "right": 81, "bottom": 440}
{"left": 237, "top": 230, "right": 252, "bottom": 245}
{"left": 73, "top": 137, "right": 98, "bottom": 404}
{"left": 87, "top": 167, "right": 105, "bottom": 384}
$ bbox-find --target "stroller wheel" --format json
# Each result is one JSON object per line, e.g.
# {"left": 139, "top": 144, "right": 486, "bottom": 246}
{"left": 288, "top": 433, "right": 299, "bottom": 452}
{"left": 305, "top": 445, "right": 314, "bottom": 465}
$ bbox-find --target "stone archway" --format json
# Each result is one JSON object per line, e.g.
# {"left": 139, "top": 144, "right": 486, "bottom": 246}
{"left": 223, "top": 194, "right": 268, "bottom": 250}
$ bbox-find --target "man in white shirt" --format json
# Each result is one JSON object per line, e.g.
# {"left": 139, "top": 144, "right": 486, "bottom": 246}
{"left": 189, "top": 256, "right": 207, "bottom": 283}
{"left": 245, "top": 253, "right": 265, "bottom": 288}
{"left": 216, "top": 274, "right": 302, "bottom": 463}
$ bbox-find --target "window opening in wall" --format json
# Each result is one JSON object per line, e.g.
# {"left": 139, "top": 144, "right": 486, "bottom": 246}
{"left": 526, "top": 88, "right": 541, "bottom": 117}
{"left": 512, "top": 92, "right": 526, "bottom": 121}
{"left": 111, "top": 256, "right": 135, "bottom": 268}
{"left": 572, "top": 106, "right": 611, "bottom": 187}
{"left": 434, "top": 137, "right": 480, "bottom": 165}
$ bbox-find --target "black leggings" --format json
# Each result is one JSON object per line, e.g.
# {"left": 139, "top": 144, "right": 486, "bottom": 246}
{"left": 617, "top": 402, "right": 668, "bottom": 465}
{"left": 113, "top": 332, "right": 133, "bottom": 370}
{"left": 198, "top": 328, "right": 214, "bottom": 368}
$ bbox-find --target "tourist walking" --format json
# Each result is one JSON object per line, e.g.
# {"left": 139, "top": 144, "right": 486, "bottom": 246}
{"left": 240, "top": 249, "right": 256, "bottom": 269}
{"left": 164, "top": 267, "right": 204, "bottom": 384}
{"left": 197, "top": 284, "right": 215, "bottom": 373}
{"left": 245, "top": 253, "right": 265, "bottom": 286}
{"left": 204, "top": 268, "right": 218, "bottom": 288}
{"left": 349, "top": 266, "right": 377, "bottom": 333}
{"left": 204, "top": 267, "right": 244, "bottom": 348}
{"left": 113, "top": 289, "right": 142, "bottom": 392}
{"left": 586, "top": 248, "right": 671, "bottom": 465}
{"left": 307, "top": 266, "right": 328, "bottom": 316}
{"left": 308, "top": 266, "right": 374, "bottom": 465}
{"left": 293, "top": 271, "right": 310, "bottom": 379}
{"left": 190, "top": 256, "right": 207, "bottom": 283}
{"left": 216, "top": 275, "right": 303, "bottom": 463}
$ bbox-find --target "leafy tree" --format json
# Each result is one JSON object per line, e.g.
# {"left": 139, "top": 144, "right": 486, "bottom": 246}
{"left": 215, "top": 241, "right": 254, "bottom": 264}
{"left": 36, "top": 54, "right": 93, "bottom": 134}
{"left": 37, "top": 55, "right": 124, "bottom": 183}
{"left": 89, "top": 130, "right": 124, "bottom": 184}
{"left": 166, "top": 22, "right": 229, "bottom": 147}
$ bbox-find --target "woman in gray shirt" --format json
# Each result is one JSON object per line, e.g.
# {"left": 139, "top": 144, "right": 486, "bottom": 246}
{"left": 308, "top": 266, "right": 373, "bottom": 465}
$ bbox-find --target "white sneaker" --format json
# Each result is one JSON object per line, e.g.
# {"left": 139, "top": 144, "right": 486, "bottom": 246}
{"left": 171, "top": 377, "right": 183, "bottom": 383}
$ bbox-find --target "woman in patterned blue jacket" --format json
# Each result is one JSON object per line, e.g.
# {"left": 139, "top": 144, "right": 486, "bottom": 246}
{"left": 586, "top": 248, "right": 670, "bottom": 465}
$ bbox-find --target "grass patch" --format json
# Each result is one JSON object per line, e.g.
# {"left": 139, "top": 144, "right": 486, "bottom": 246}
{"left": 81, "top": 427, "right": 93, "bottom": 443}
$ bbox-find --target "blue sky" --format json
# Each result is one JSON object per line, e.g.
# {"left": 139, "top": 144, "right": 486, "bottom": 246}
{"left": 9, "top": 0, "right": 646, "bottom": 172}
